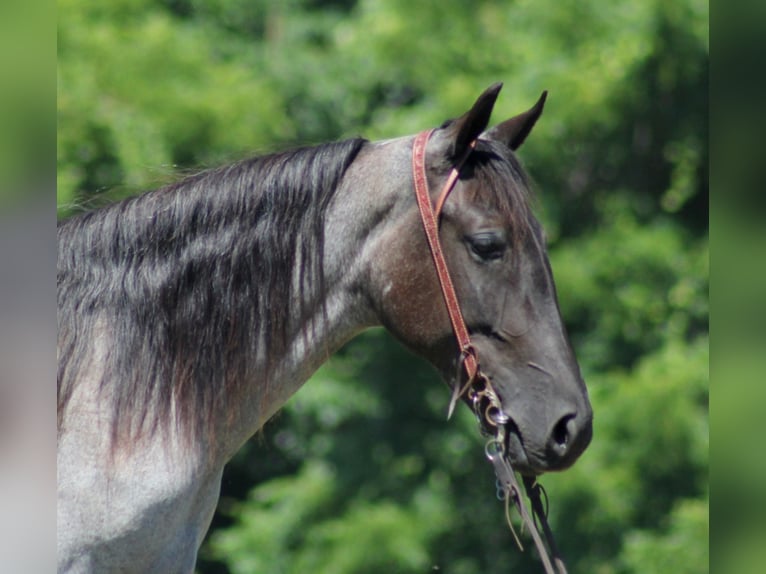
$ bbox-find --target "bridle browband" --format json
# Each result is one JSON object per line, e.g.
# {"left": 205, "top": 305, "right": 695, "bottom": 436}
{"left": 412, "top": 129, "right": 568, "bottom": 574}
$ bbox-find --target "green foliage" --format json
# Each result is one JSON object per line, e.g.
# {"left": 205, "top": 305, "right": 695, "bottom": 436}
{"left": 58, "top": 0, "right": 708, "bottom": 573}
{"left": 621, "top": 496, "right": 709, "bottom": 574}
{"left": 212, "top": 459, "right": 452, "bottom": 574}
{"left": 550, "top": 198, "right": 708, "bottom": 369}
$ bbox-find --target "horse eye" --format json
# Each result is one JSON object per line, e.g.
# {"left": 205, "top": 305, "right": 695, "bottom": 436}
{"left": 467, "top": 232, "right": 506, "bottom": 261}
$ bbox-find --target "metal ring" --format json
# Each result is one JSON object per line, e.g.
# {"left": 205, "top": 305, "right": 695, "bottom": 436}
{"left": 485, "top": 404, "right": 510, "bottom": 426}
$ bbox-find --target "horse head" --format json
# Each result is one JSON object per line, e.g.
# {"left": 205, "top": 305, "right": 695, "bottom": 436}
{"left": 371, "top": 84, "right": 592, "bottom": 475}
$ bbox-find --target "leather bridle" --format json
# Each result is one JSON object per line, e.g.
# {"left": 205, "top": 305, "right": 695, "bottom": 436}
{"left": 412, "top": 129, "right": 479, "bottom": 418}
{"left": 412, "top": 129, "right": 568, "bottom": 574}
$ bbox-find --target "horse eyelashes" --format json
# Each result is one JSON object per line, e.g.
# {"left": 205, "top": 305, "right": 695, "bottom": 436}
{"left": 466, "top": 232, "right": 506, "bottom": 261}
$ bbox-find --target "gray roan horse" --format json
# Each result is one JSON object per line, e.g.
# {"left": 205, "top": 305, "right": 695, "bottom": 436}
{"left": 58, "top": 83, "right": 592, "bottom": 573}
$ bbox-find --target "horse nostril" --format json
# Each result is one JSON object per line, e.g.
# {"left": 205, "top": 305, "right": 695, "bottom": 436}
{"left": 550, "top": 413, "right": 576, "bottom": 453}
{"left": 545, "top": 410, "right": 592, "bottom": 470}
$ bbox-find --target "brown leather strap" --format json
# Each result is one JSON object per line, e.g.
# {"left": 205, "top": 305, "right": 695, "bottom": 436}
{"left": 412, "top": 130, "right": 478, "bottom": 390}
{"left": 434, "top": 139, "right": 476, "bottom": 218}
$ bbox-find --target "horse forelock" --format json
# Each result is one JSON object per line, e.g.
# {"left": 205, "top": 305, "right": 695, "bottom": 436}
{"left": 57, "top": 137, "right": 367, "bottom": 452}
{"left": 463, "top": 139, "right": 536, "bottom": 251}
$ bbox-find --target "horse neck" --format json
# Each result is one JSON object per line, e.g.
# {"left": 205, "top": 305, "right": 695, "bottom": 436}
{"left": 222, "top": 139, "right": 412, "bottom": 457}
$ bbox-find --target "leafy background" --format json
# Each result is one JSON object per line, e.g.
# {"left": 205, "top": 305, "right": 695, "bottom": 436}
{"left": 57, "top": 1, "right": 709, "bottom": 572}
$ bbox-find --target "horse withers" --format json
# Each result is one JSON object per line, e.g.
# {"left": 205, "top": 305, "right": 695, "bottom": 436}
{"left": 57, "top": 83, "right": 592, "bottom": 572}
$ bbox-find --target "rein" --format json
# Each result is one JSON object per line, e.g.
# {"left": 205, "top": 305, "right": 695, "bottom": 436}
{"left": 412, "top": 129, "right": 568, "bottom": 574}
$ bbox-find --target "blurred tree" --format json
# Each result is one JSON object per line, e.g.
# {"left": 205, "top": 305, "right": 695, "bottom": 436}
{"left": 57, "top": 0, "right": 708, "bottom": 573}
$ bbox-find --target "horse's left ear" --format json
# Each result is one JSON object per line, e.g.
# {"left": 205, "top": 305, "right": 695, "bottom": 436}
{"left": 441, "top": 82, "right": 503, "bottom": 159}
{"left": 482, "top": 90, "right": 548, "bottom": 150}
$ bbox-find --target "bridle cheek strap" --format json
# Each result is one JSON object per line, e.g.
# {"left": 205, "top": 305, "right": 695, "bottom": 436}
{"left": 412, "top": 129, "right": 477, "bottom": 418}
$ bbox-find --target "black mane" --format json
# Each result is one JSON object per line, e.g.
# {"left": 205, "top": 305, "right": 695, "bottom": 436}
{"left": 57, "top": 138, "right": 367, "bottom": 448}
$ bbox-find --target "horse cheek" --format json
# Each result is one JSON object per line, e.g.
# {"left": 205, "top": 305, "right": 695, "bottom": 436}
{"left": 372, "top": 242, "right": 449, "bottom": 354}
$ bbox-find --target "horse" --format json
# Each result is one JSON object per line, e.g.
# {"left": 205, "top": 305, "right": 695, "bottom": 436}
{"left": 57, "top": 83, "right": 592, "bottom": 573}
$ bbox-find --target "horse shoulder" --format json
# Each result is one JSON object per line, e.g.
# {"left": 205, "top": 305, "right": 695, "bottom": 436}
{"left": 58, "top": 384, "right": 223, "bottom": 573}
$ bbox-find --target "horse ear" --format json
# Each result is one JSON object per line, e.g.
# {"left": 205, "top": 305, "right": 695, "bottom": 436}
{"left": 441, "top": 82, "right": 503, "bottom": 159}
{"left": 482, "top": 90, "right": 547, "bottom": 150}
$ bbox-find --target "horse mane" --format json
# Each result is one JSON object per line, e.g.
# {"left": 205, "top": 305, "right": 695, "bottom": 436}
{"left": 57, "top": 137, "right": 367, "bottom": 450}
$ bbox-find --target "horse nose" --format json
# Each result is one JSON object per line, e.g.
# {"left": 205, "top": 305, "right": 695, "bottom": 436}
{"left": 546, "top": 409, "right": 593, "bottom": 469}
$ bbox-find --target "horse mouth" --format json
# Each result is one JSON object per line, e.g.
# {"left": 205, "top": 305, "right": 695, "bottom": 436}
{"left": 502, "top": 420, "right": 543, "bottom": 476}
{"left": 503, "top": 416, "right": 575, "bottom": 476}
